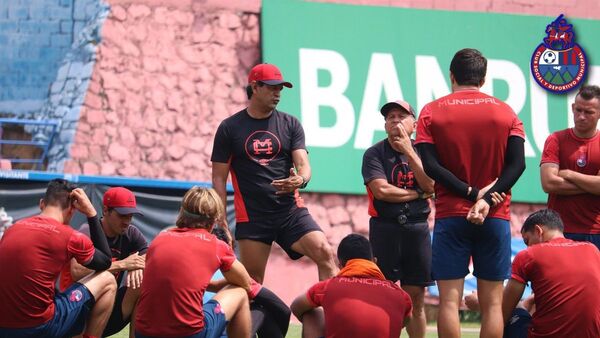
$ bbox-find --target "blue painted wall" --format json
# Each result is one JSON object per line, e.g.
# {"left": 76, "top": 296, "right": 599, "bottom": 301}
{"left": 0, "top": 0, "right": 99, "bottom": 114}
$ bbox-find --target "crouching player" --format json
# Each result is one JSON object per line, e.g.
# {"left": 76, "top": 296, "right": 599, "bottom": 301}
{"left": 291, "top": 234, "right": 413, "bottom": 338}
{"left": 135, "top": 187, "right": 252, "bottom": 338}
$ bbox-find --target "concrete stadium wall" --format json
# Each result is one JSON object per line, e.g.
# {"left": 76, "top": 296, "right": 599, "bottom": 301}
{"left": 3, "top": 0, "right": 598, "bottom": 305}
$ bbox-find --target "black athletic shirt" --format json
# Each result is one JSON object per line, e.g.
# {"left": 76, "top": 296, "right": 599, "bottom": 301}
{"left": 362, "top": 139, "right": 430, "bottom": 221}
{"left": 79, "top": 223, "right": 148, "bottom": 285}
{"left": 211, "top": 109, "right": 306, "bottom": 222}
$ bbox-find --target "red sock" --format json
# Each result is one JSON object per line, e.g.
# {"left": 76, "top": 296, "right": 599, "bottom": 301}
{"left": 83, "top": 335, "right": 98, "bottom": 338}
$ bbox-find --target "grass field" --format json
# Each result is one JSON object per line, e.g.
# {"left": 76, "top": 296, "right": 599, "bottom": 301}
{"left": 112, "top": 322, "right": 480, "bottom": 337}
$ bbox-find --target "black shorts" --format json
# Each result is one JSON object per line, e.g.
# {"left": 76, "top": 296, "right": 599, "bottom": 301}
{"left": 235, "top": 207, "right": 322, "bottom": 260}
{"left": 103, "top": 285, "right": 130, "bottom": 337}
{"left": 369, "top": 217, "right": 434, "bottom": 286}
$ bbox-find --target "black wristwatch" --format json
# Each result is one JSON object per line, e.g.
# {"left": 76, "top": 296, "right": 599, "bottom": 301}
{"left": 299, "top": 175, "right": 309, "bottom": 189}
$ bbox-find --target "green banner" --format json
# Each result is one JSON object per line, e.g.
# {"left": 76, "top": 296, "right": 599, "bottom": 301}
{"left": 262, "top": 0, "right": 600, "bottom": 203}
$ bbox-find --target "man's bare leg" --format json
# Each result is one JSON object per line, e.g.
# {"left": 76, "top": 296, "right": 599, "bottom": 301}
{"left": 80, "top": 271, "right": 117, "bottom": 337}
{"left": 212, "top": 286, "right": 251, "bottom": 338}
{"left": 478, "top": 279, "right": 503, "bottom": 338}
{"left": 437, "top": 279, "right": 464, "bottom": 338}
{"left": 291, "top": 231, "right": 338, "bottom": 280}
{"left": 238, "top": 239, "right": 272, "bottom": 284}
{"left": 120, "top": 286, "right": 141, "bottom": 338}
{"left": 404, "top": 285, "right": 427, "bottom": 338}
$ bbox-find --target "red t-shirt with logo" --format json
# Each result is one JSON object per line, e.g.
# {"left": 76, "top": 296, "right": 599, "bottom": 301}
{"left": 511, "top": 237, "right": 600, "bottom": 337}
{"left": 415, "top": 89, "right": 524, "bottom": 219}
{"left": 307, "top": 276, "right": 412, "bottom": 338}
{"left": 540, "top": 129, "right": 600, "bottom": 233}
{"left": 211, "top": 109, "right": 306, "bottom": 222}
{"left": 135, "top": 227, "right": 235, "bottom": 337}
{"left": 0, "top": 216, "right": 95, "bottom": 328}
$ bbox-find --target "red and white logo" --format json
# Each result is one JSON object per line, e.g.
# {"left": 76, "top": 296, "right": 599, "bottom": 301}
{"left": 530, "top": 14, "right": 587, "bottom": 93}
{"left": 69, "top": 289, "right": 83, "bottom": 302}
{"left": 391, "top": 162, "right": 415, "bottom": 189}
{"left": 245, "top": 131, "right": 281, "bottom": 166}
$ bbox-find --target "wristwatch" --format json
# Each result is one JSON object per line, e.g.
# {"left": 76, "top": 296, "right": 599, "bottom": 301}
{"left": 299, "top": 175, "right": 309, "bottom": 189}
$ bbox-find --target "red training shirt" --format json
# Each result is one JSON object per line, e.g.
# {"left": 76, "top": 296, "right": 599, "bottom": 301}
{"left": 0, "top": 216, "right": 94, "bottom": 328}
{"left": 540, "top": 129, "right": 600, "bottom": 234}
{"left": 415, "top": 89, "right": 524, "bottom": 219}
{"left": 135, "top": 227, "right": 235, "bottom": 337}
{"left": 307, "top": 276, "right": 412, "bottom": 338}
{"left": 511, "top": 237, "right": 600, "bottom": 337}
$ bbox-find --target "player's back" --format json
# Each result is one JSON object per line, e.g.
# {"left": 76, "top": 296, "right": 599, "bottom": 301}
{"left": 320, "top": 277, "right": 412, "bottom": 338}
{"left": 136, "top": 227, "right": 235, "bottom": 337}
{"left": 426, "top": 90, "right": 518, "bottom": 188}
{"left": 526, "top": 238, "right": 600, "bottom": 337}
{"left": 417, "top": 89, "right": 524, "bottom": 219}
{"left": 0, "top": 216, "right": 74, "bottom": 327}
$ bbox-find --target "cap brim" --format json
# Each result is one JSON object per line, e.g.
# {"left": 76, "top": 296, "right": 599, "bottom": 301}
{"left": 261, "top": 80, "right": 293, "bottom": 88}
{"left": 380, "top": 102, "right": 413, "bottom": 117}
{"left": 113, "top": 207, "right": 144, "bottom": 216}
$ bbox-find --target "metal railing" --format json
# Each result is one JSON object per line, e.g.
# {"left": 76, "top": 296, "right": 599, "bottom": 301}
{"left": 0, "top": 118, "right": 59, "bottom": 170}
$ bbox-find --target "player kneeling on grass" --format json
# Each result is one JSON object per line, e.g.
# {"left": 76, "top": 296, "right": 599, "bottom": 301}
{"left": 135, "top": 187, "right": 252, "bottom": 338}
{"left": 0, "top": 179, "right": 116, "bottom": 338}
{"left": 465, "top": 209, "right": 600, "bottom": 338}
{"left": 291, "top": 233, "right": 413, "bottom": 338}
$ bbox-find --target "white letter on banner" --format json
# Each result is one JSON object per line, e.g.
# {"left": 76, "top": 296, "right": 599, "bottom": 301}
{"left": 481, "top": 59, "right": 535, "bottom": 157}
{"left": 299, "top": 48, "right": 354, "bottom": 147}
{"left": 415, "top": 55, "right": 450, "bottom": 113}
{"left": 354, "top": 53, "right": 403, "bottom": 149}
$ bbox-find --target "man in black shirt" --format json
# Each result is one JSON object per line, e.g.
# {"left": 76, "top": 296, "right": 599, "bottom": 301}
{"left": 211, "top": 63, "right": 337, "bottom": 284}
{"left": 62, "top": 187, "right": 147, "bottom": 338}
{"left": 362, "top": 100, "right": 434, "bottom": 338}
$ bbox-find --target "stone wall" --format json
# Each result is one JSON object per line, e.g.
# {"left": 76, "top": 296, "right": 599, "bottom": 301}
{"left": 63, "top": 2, "right": 260, "bottom": 178}
{"left": 42, "top": 1, "right": 111, "bottom": 172}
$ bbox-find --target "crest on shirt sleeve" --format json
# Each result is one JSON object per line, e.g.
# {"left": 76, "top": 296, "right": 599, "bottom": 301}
{"left": 531, "top": 14, "right": 587, "bottom": 94}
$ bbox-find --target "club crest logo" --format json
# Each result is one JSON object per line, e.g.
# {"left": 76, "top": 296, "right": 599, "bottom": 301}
{"left": 531, "top": 14, "right": 587, "bottom": 94}
{"left": 69, "top": 289, "right": 83, "bottom": 302}
{"left": 391, "top": 163, "right": 415, "bottom": 189}
{"left": 244, "top": 130, "right": 281, "bottom": 166}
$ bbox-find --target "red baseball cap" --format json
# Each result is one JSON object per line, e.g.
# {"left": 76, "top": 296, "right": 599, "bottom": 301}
{"left": 248, "top": 63, "right": 293, "bottom": 88}
{"left": 103, "top": 187, "right": 143, "bottom": 216}
{"left": 380, "top": 99, "right": 415, "bottom": 118}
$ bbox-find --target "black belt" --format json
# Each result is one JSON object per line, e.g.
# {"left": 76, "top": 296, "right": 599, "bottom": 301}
{"left": 377, "top": 214, "right": 428, "bottom": 225}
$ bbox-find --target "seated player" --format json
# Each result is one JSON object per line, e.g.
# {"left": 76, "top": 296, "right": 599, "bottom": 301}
{"left": 465, "top": 209, "right": 600, "bottom": 338}
{"left": 291, "top": 233, "right": 413, "bottom": 338}
{"left": 0, "top": 179, "right": 115, "bottom": 338}
{"left": 135, "top": 187, "right": 252, "bottom": 338}
{"left": 60, "top": 187, "right": 148, "bottom": 338}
